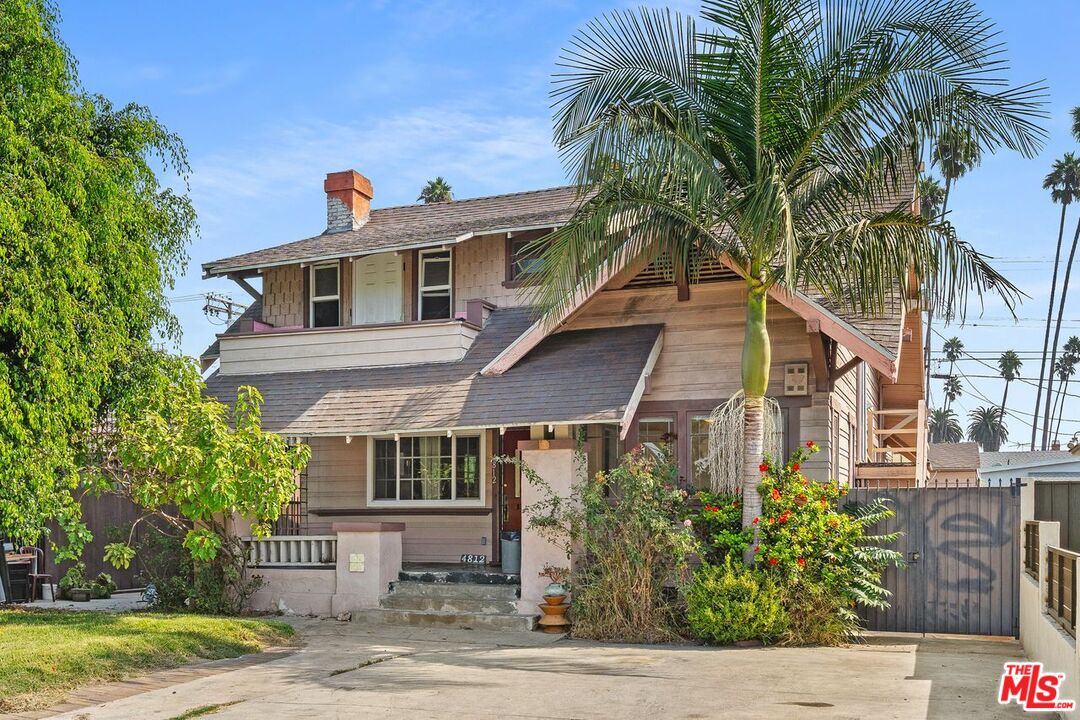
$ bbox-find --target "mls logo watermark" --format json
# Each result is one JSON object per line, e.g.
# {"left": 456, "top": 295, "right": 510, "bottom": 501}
{"left": 999, "top": 662, "right": 1076, "bottom": 712}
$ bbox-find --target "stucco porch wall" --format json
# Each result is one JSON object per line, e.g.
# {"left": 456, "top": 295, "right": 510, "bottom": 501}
{"left": 248, "top": 567, "right": 336, "bottom": 616}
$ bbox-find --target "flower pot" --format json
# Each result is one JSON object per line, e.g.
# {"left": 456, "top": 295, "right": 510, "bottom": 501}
{"left": 543, "top": 581, "right": 566, "bottom": 597}
{"left": 69, "top": 588, "right": 92, "bottom": 603}
{"left": 537, "top": 599, "right": 570, "bottom": 634}
{"left": 543, "top": 594, "right": 567, "bottom": 606}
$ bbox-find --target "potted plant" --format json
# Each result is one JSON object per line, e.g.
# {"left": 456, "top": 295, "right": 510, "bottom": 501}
{"left": 59, "top": 563, "right": 92, "bottom": 602}
{"left": 91, "top": 572, "right": 117, "bottom": 599}
{"left": 537, "top": 565, "right": 571, "bottom": 634}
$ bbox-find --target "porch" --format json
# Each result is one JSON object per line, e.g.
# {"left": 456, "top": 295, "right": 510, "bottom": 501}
{"left": 855, "top": 401, "right": 929, "bottom": 487}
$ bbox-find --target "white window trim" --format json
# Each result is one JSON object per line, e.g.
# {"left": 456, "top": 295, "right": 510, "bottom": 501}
{"left": 366, "top": 432, "right": 486, "bottom": 508}
{"left": 310, "top": 260, "right": 340, "bottom": 327}
{"left": 418, "top": 248, "right": 452, "bottom": 321}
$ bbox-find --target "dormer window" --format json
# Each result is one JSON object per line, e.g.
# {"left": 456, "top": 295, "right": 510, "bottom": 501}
{"left": 505, "top": 228, "right": 552, "bottom": 285}
{"left": 310, "top": 261, "right": 340, "bottom": 327}
{"left": 418, "top": 249, "right": 452, "bottom": 320}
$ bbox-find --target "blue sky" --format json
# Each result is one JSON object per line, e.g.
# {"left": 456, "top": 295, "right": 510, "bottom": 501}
{"left": 57, "top": 1, "right": 1080, "bottom": 448}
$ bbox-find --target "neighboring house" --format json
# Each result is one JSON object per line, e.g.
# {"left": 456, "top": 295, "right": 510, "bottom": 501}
{"left": 200, "top": 169, "right": 925, "bottom": 618}
{"left": 979, "top": 450, "right": 1080, "bottom": 487}
{"left": 926, "top": 442, "right": 980, "bottom": 486}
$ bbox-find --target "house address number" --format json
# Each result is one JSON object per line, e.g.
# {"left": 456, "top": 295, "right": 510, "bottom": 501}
{"left": 461, "top": 554, "right": 487, "bottom": 565}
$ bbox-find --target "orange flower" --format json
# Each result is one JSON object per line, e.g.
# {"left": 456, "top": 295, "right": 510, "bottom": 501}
{"left": 770, "top": 488, "right": 781, "bottom": 501}
{"left": 768, "top": 557, "right": 779, "bottom": 566}
{"left": 797, "top": 558, "right": 806, "bottom": 568}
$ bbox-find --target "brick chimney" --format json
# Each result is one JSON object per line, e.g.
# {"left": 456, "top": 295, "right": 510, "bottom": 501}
{"left": 324, "top": 170, "right": 373, "bottom": 233}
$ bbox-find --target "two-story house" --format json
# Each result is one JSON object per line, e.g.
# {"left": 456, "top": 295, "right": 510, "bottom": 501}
{"left": 201, "top": 169, "right": 926, "bottom": 622}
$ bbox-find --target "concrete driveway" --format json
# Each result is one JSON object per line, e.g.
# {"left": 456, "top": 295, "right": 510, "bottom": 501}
{"left": 48, "top": 619, "right": 1024, "bottom": 720}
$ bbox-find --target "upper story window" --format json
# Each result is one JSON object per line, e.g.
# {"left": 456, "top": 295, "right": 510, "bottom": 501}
{"left": 310, "top": 261, "right": 340, "bottom": 327}
{"left": 419, "top": 249, "right": 452, "bottom": 321}
{"left": 506, "top": 229, "right": 551, "bottom": 284}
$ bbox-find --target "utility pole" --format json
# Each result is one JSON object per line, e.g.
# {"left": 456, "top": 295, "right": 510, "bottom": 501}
{"left": 202, "top": 292, "right": 246, "bottom": 325}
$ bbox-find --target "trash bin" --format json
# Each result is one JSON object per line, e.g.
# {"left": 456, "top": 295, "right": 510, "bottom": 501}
{"left": 500, "top": 530, "right": 521, "bottom": 574}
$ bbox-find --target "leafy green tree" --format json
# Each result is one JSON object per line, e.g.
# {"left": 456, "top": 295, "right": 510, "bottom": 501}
{"left": 532, "top": 1, "right": 1042, "bottom": 543}
{"left": 1034, "top": 153, "right": 1080, "bottom": 448}
{"left": 418, "top": 176, "right": 453, "bottom": 203}
{"left": 929, "top": 408, "right": 963, "bottom": 444}
{"left": 967, "top": 406, "right": 1008, "bottom": 452}
{"left": 996, "top": 350, "right": 1022, "bottom": 419}
{"left": 0, "top": 0, "right": 194, "bottom": 552}
{"left": 84, "top": 353, "right": 310, "bottom": 569}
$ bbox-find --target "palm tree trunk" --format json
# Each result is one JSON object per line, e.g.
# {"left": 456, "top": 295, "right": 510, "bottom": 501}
{"left": 741, "top": 283, "right": 770, "bottom": 562}
{"left": 998, "top": 381, "right": 1010, "bottom": 421}
{"left": 923, "top": 177, "right": 954, "bottom": 398}
{"left": 1044, "top": 218, "right": 1080, "bottom": 449}
{"left": 1033, "top": 202, "right": 1069, "bottom": 449}
{"left": 1054, "top": 376, "right": 1071, "bottom": 444}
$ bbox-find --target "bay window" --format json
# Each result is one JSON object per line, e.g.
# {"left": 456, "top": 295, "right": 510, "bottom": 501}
{"left": 371, "top": 433, "right": 482, "bottom": 503}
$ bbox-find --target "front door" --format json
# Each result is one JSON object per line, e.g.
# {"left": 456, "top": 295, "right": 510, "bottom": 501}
{"left": 500, "top": 428, "right": 531, "bottom": 532}
{"left": 352, "top": 252, "right": 403, "bottom": 324}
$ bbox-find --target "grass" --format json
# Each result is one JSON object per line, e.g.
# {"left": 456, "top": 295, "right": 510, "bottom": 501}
{"left": 0, "top": 608, "right": 294, "bottom": 713}
{"left": 167, "top": 700, "right": 243, "bottom": 719}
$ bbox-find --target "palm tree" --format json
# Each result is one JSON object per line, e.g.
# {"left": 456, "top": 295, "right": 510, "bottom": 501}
{"left": 967, "top": 406, "right": 1008, "bottom": 452}
{"left": 943, "top": 336, "right": 964, "bottom": 376}
{"left": 930, "top": 408, "right": 963, "bottom": 444}
{"left": 943, "top": 376, "right": 964, "bottom": 412}
{"left": 1052, "top": 336, "right": 1080, "bottom": 443}
{"left": 924, "top": 127, "right": 982, "bottom": 390}
{"left": 534, "top": 1, "right": 1042, "bottom": 540}
{"left": 996, "top": 350, "right": 1022, "bottom": 419}
{"left": 918, "top": 176, "right": 945, "bottom": 221}
{"left": 1033, "top": 152, "right": 1080, "bottom": 448}
{"left": 1044, "top": 127, "right": 1080, "bottom": 449}
{"left": 418, "top": 177, "right": 453, "bottom": 203}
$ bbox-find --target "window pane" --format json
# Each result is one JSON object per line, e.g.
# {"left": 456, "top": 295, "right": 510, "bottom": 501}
{"left": 637, "top": 417, "right": 674, "bottom": 446}
{"left": 423, "top": 259, "right": 450, "bottom": 287}
{"left": 313, "top": 299, "right": 339, "bottom": 327}
{"left": 374, "top": 439, "right": 396, "bottom": 500}
{"left": 314, "top": 265, "right": 338, "bottom": 297}
{"left": 420, "top": 291, "right": 451, "bottom": 320}
{"left": 510, "top": 236, "right": 546, "bottom": 280}
{"left": 690, "top": 417, "right": 711, "bottom": 490}
{"left": 456, "top": 436, "right": 480, "bottom": 499}
{"left": 400, "top": 435, "right": 451, "bottom": 500}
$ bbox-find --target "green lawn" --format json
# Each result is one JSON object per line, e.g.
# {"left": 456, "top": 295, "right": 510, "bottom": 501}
{"left": 0, "top": 608, "right": 294, "bottom": 712}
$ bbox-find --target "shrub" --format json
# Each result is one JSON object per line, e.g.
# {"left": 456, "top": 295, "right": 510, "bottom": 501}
{"left": 515, "top": 445, "right": 699, "bottom": 643}
{"left": 685, "top": 490, "right": 752, "bottom": 562}
{"left": 90, "top": 572, "right": 117, "bottom": 599}
{"left": 58, "top": 563, "right": 89, "bottom": 599}
{"left": 754, "top": 442, "right": 903, "bottom": 643}
{"left": 686, "top": 558, "right": 789, "bottom": 645}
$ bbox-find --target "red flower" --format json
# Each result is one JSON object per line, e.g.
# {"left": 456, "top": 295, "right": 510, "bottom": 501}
{"left": 797, "top": 494, "right": 807, "bottom": 504}
{"left": 754, "top": 546, "right": 760, "bottom": 553}
{"left": 806, "top": 440, "right": 816, "bottom": 448}
{"left": 759, "top": 463, "right": 769, "bottom": 473}
{"left": 770, "top": 488, "right": 781, "bottom": 501}
{"left": 779, "top": 510, "right": 792, "bottom": 524}
{"left": 768, "top": 557, "right": 779, "bottom": 566}
{"left": 792, "top": 463, "right": 800, "bottom": 472}
{"left": 797, "top": 558, "right": 806, "bottom": 568}
{"left": 751, "top": 516, "right": 760, "bottom": 525}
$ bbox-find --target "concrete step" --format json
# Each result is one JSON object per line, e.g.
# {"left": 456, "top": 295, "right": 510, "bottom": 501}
{"left": 388, "top": 580, "right": 520, "bottom": 602}
{"left": 353, "top": 607, "right": 537, "bottom": 632}
{"left": 380, "top": 592, "right": 520, "bottom": 615}
{"left": 399, "top": 565, "right": 519, "bottom": 585}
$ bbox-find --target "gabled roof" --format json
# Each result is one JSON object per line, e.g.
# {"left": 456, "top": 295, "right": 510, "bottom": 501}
{"left": 203, "top": 308, "right": 663, "bottom": 436}
{"left": 980, "top": 450, "right": 1075, "bottom": 469}
{"left": 203, "top": 186, "right": 582, "bottom": 277}
{"left": 928, "top": 442, "right": 980, "bottom": 471}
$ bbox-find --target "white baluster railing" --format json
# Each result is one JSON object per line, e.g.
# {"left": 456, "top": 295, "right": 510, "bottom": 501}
{"left": 241, "top": 535, "right": 337, "bottom": 567}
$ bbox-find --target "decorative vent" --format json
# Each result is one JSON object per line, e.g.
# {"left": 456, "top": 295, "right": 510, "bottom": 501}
{"left": 623, "top": 251, "right": 740, "bottom": 289}
{"left": 784, "top": 362, "right": 809, "bottom": 396}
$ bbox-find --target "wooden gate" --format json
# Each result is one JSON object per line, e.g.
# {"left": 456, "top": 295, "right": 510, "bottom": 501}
{"left": 848, "top": 480, "right": 1020, "bottom": 636}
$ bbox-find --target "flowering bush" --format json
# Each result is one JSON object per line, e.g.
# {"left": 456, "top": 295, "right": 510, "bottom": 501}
{"left": 685, "top": 490, "right": 752, "bottom": 562}
{"left": 753, "top": 442, "right": 903, "bottom": 642}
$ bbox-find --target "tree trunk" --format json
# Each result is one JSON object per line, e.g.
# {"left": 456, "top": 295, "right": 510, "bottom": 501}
{"left": 998, "top": 381, "right": 1010, "bottom": 422}
{"left": 1054, "top": 377, "right": 1070, "bottom": 444}
{"left": 923, "top": 177, "right": 953, "bottom": 400}
{"left": 1043, "top": 218, "right": 1080, "bottom": 449}
{"left": 1033, "top": 202, "right": 1069, "bottom": 449}
{"left": 741, "top": 283, "right": 770, "bottom": 563}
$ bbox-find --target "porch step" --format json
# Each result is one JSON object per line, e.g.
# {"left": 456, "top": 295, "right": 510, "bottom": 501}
{"left": 352, "top": 607, "right": 536, "bottom": 632}
{"left": 398, "top": 565, "right": 519, "bottom": 585}
{"left": 387, "top": 580, "right": 519, "bottom": 604}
